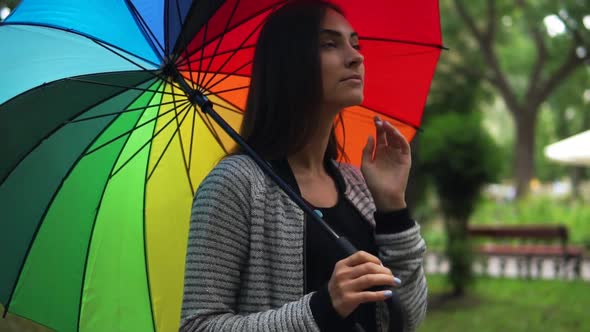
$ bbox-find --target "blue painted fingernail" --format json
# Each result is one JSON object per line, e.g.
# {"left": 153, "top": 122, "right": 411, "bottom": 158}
{"left": 394, "top": 277, "right": 402, "bottom": 286}
{"left": 314, "top": 209, "right": 323, "bottom": 218}
{"left": 384, "top": 290, "right": 393, "bottom": 298}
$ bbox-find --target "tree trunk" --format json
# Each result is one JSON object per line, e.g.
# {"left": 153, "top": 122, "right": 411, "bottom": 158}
{"left": 514, "top": 112, "right": 536, "bottom": 198}
{"left": 570, "top": 167, "right": 583, "bottom": 200}
{"left": 444, "top": 216, "right": 472, "bottom": 297}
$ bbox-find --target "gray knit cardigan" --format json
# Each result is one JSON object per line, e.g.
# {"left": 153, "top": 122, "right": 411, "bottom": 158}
{"left": 180, "top": 155, "right": 427, "bottom": 332}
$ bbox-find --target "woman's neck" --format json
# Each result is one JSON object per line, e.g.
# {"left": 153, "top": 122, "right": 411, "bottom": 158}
{"left": 288, "top": 108, "right": 338, "bottom": 176}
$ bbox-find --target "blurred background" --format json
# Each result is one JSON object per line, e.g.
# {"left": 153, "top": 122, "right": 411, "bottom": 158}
{"left": 408, "top": 1, "right": 590, "bottom": 331}
{"left": 1, "top": 0, "right": 589, "bottom": 331}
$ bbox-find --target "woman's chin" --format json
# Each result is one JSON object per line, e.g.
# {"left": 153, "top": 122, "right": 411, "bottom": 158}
{"left": 324, "top": 93, "right": 364, "bottom": 110}
{"left": 342, "top": 94, "right": 364, "bottom": 107}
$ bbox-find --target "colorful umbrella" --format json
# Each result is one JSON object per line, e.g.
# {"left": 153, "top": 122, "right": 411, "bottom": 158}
{"left": 0, "top": 1, "right": 443, "bottom": 331}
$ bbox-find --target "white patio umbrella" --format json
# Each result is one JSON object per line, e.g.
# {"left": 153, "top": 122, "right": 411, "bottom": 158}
{"left": 544, "top": 130, "right": 590, "bottom": 166}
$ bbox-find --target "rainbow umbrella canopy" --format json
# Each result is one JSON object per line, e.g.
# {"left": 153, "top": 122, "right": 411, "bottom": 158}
{"left": 0, "top": 0, "right": 442, "bottom": 331}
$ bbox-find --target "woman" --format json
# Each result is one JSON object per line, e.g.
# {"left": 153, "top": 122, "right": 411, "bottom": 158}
{"left": 180, "top": 1, "right": 427, "bottom": 331}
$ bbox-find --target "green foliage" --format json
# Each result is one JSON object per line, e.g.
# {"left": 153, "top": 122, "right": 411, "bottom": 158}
{"left": 418, "top": 111, "right": 502, "bottom": 294}
{"left": 420, "top": 275, "right": 590, "bottom": 332}
{"left": 433, "top": 1, "right": 589, "bottom": 197}
{"left": 420, "top": 112, "right": 501, "bottom": 220}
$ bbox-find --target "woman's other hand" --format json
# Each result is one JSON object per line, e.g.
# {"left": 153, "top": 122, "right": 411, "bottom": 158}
{"left": 328, "top": 251, "right": 401, "bottom": 318}
{"left": 360, "top": 116, "right": 411, "bottom": 212}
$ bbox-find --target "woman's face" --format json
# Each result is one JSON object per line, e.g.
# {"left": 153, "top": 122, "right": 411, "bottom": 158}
{"left": 319, "top": 9, "right": 364, "bottom": 110}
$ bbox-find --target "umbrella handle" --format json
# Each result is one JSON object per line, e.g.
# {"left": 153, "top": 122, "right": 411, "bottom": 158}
{"left": 337, "top": 237, "right": 395, "bottom": 294}
{"left": 337, "top": 237, "right": 405, "bottom": 332}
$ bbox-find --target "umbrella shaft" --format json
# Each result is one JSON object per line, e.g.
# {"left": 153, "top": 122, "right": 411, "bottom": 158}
{"left": 168, "top": 67, "right": 344, "bottom": 244}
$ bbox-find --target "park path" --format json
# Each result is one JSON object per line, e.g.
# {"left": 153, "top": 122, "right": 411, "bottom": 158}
{"left": 425, "top": 253, "right": 590, "bottom": 281}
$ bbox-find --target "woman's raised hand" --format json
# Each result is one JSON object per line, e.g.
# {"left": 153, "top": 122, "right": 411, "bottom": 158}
{"left": 360, "top": 116, "right": 412, "bottom": 212}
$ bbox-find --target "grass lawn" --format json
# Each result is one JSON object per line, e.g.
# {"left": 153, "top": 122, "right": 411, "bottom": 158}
{"left": 419, "top": 274, "right": 590, "bottom": 332}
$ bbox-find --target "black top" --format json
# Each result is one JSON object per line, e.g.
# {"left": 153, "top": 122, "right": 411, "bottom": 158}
{"left": 269, "top": 159, "right": 414, "bottom": 332}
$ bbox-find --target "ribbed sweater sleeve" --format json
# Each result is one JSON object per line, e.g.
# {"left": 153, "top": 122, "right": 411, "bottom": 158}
{"left": 180, "top": 157, "right": 319, "bottom": 332}
{"left": 375, "top": 225, "right": 427, "bottom": 332}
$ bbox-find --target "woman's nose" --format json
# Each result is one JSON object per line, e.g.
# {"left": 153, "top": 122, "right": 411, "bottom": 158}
{"left": 346, "top": 47, "right": 364, "bottom": 68}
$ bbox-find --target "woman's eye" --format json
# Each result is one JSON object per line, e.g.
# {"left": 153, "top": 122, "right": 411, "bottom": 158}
{"left": 321, "top": 42, "right": 337, "bottom": 48}
{"left": 352, "top": 44, "right": 362, "bottom": 51}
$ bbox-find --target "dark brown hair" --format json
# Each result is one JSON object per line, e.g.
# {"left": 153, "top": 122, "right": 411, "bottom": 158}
{"left": 235, "top": 0, "right": 347, "bottom": 161}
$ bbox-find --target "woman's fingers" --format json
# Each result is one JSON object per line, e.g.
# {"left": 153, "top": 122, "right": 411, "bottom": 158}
{"left": 342, "top": 250, "right": 382, "bottom": 267}
{"left": 362, "top": 135, "right": 374, "bottom": 163}
{"left": 346, "top": 261, "right": 392, "bottom": 280}
{"left": 374, "top": 116, "right": 387, "bottom": 147}
{"left": 374, "top": 116, "right": 410, "bottom": 155}
{"left": 350, "top": 290, "right": 395, "bottom": 305}
{"left": 347, "top": 273, "right": 397, "bottom": 292}
{"left": 383, "top": 120, "right": 411, "bottom": 155}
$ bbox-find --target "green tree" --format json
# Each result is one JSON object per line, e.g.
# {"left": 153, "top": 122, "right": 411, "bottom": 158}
{"left": 451, "top": 0, "right": 589, "bottom": 197}
{"left": 420, "top": 112, "right": 501, "bottom": 296}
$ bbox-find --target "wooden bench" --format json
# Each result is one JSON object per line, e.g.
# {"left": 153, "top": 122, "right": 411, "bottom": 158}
{"left": 468, "top": 224, "right": 584, "bottom": 278}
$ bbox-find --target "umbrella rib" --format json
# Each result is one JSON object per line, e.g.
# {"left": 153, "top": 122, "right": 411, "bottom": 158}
{"left": 65, "top": 77, "right": 185, "bottom": 97}
{"left": 176, "top": 0, "right": 288, "bottom": 67}
{"left": 68, "top": 99, "right": 182, "bottom": 124}
{"left": 0, "top": 74, "right": 157, "bottom": 186}
{"left": 188, "top": 0, "right": 211, "bottom": 94}
{"left": 1, "top": 22, "right": 161, "bottom": 68}
{"left": 125, "top": 0, "right": 167, "bottom": 59}
{"left": 364, "top": 48, "right": 441, "bottom": 58}
{"left": 75, "top": 87, "right": 161, "bottom": 332}
{"left": 197, "top": 0, "right": 241, "bottom": 89}
{"left": 84, "top": 97, "right": 189, "bottom": 157}
{"left": 109, "top": 101, "right": 191, "bottom": 179}
{"left": 209, "top": 101, "right": 243, "bottom": 116}
{"left": 169, "top": 78, "right": 195, "bottom": 192}
{"left": 139, "top": 85, "right": 165, "bottom": 332}
{"left": 182, "top": 105, "right": 198, "bottom": 194}
{"left": 141, "top": 78, "right": 169, "bottom": 332}
{"left": 197, "top": 106, "right": 231, "bottom": 156}
{"left": 187, "top": 103, "right": 198, "bottom": 175}
{"left": 360, "top": 36, "right": 448, "bottom": 50}
{"left": 197, "top": 11, "right": 266, "bottom": 92}
{"left": 0, "top": 68, "right": 159, "bottom": 115}
{"left": 0, "top": 85, "right": 152, "bottom": 320}
{"left": 164, "top": 0, "right": 170, "bottom": 55}
{"left": 181, "top": 44, "right": 255, "bottom": 62}
{"left": 172, "top": 0, "right": 199, "bottom": 90}
{"left": 107, "top": 79, "right": 177, "bottom": 179}
{"left": 146, "top": 102, "right": 193, "bottom": 181}
{"left": 198, "top": 59, "right": 253, "bottom": 94}
{"left": 91, "top": 38, "right": 163, "bottom": 77}
{"left": 204, "top": 85, "right": 248, "bottom": 97}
